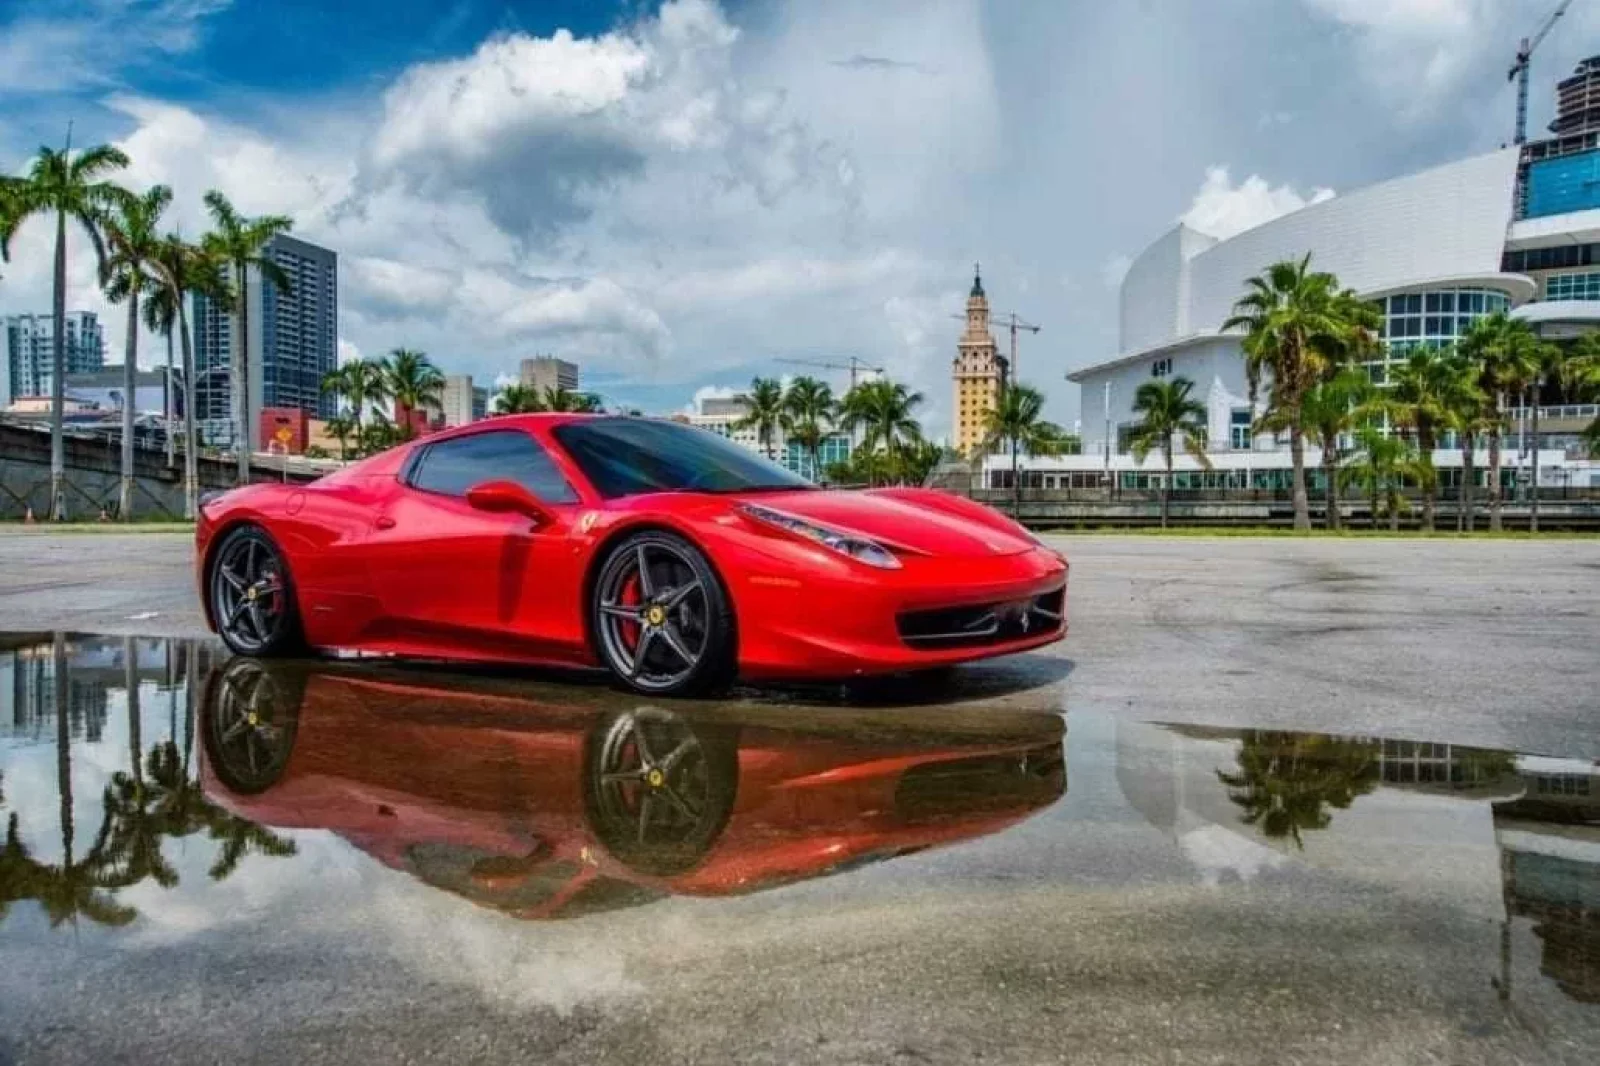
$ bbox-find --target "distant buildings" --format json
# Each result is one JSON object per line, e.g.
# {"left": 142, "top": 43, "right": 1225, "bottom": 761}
{"left": 951, "top": 267, "right": 1005, "bottom": 458}
{"left": 441, "top": 374, "right": 490, "bottom": 427}
{"left": 687, "top": 390, "right": 851, "bottom": 482}
{"left": 193, "top": 234, "right": 338, "bottom": 449}
{"left": 519, "top": 356, "right": 579, "bottom": 395}
{"left": 2, "top": 312, "right": 106, "bottom": 409}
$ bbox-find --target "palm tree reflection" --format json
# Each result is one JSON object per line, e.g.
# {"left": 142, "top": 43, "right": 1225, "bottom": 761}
{"left": 1216, "top": 731, "right": 1382, "bottom": 848}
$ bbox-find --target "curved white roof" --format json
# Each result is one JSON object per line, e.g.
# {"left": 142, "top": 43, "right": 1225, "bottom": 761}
{"left": 1116, "top": 148, "right": 1523, "bottom": 363}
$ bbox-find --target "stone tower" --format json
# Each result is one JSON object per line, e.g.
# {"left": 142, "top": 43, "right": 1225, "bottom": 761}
{"left": 951, "top": 264, "right": 1006, "bottom": 456}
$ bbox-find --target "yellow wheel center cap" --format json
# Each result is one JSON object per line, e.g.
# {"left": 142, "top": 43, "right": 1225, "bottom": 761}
{"left": 245, "top": 587, "right": 257, "bottom": 601}
{"left": 246, "top": 712, "right": 258, "bottom": 726}
{"left": 647, "top": 769, "right": 665, "bottom": 787}
{"left": 646, "top": 605, "right": 665, "bottom": 626}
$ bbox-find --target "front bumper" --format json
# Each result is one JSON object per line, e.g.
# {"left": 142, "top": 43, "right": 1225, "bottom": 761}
{"left": 729, "top": 546, "right": 1068, "bottom": 679}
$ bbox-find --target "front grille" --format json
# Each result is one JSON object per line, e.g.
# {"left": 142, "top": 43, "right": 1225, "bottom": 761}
{"left": 897, "top": 585, "right": 1065, "bottom": 649}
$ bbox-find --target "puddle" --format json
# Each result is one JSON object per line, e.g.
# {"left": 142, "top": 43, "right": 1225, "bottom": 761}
{"left": 0, "top": 632, "right": 1595, "bottom": 1062}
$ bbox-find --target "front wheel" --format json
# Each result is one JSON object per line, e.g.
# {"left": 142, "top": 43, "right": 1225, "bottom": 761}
{"left": 591, "top": 531, "right": 735, "bottom": 697}
{"left": 209, "top": 524, "right": 305, "bottom": 657}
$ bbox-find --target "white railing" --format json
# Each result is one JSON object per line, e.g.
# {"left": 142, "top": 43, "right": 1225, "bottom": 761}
{"left": 1507, "top": 404, "right": 1599, "bottom": 420}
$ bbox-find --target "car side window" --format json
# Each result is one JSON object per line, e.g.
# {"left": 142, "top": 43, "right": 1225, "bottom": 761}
{"left": 409, "top": 430, "right": 578, "bottom": 504}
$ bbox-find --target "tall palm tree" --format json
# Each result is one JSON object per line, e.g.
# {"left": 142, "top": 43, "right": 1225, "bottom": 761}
{"left": 1260, "top": 366, "right": 1372, "bottom": 531}
{"left": 1382, "top": 346, "right": 1462, "bottom": 532}
{"left": 148, "top": 235, "right": 227, "bottom": 519}
{"left": 1127, "top": 377, "right": 1211, "bottom": 529}
{"left": 1342, "top": 425, "right": 1423, "bottom": 531}
{"left": 345, "top": 359, "right": 388, "bottom": 439}
{"left": 0, "top": 144, "right": 132, "bottom": 520}
{"left": 1567, "top": 333, "right": 1600, "bottom": 461}
{"left": 1460, "top": 313, "right": 1544, "bottom": 532}
{"left": 980, "top": 383, "right": 1069, "bottom": 518}
{"left": 781, "top": 376, "right": 835, "bottom": 482}
{"left": 322, "top": 414, "right": 354, "bottom": 461}
{"left": 493, "top": 382, "right": 545, "bottom": 414}
{"left": 382, "top": 348, "right": 444, "bottom": 437}
{"left": 142, "top": 261, "right": 181, "bottom": 470}
{"left": 837, "top": 379, "right": 925, "bottom": 484}
{"left": 102, "top": 185, "right": 173, "bottom": 520}
{"left": 1222, "top": 255, "right": 1378, "bottom": 531}
{"left": 201, "top": 191, "right": 293, "bottom": 480}
{"left": 897, "top": 438, "right": 947, "bottom": 487}
{"left": 734, "top": 377, "right": 786, "bottom": 460}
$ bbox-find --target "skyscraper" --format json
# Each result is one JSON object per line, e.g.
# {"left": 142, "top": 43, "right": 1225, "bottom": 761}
{"left": 193, "top": 234, "right": 337, "bottom": 448}
{"left": 951, "top": 267, "right": 1006, "bottom": 457}
{"left": 519, "top": 356, "right": 579, "bottom": 395}
{"left": 2, "top": 312, "right": 106, "bottom": 408}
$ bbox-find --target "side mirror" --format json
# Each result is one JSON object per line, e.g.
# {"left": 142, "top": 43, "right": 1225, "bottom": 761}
{"left": 465, "top": 480, "right": 553, "bottom": 526}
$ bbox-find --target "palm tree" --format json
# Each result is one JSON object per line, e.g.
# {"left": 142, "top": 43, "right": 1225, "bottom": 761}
{"left": 1126, "top": 377, "right": 1211, "bottom": 529}
{"left": 1375, "top": 346, "right": 1461, "bottom": 533}
{"left": 781, "top": 376, "right": 835, "bottom": 482}
{"left": 322, "top": 414, "right": 354, "bottom": 461}
{"left": 541, "top": 386, "right": 603, "bottom": 413}
{"left": 1342, "top": 426, "right": 1423, "bottom": 531}
{"left": 142, "top": 259, "right": 181, "bottom": 470}
{"left": 980, "top": 383, "right": 1069, "bottom": 518}
{"left": 837, "top": 379, "right": 925, "bottom": 484}
{"left": 1460, "top": 313, "right": 1545, "bottom": 532}
{"left": 1217, "top": 731, "right": 1381, "bottom": 849}
{"left": 148, "top": 235, "right": 227, "bottom": 519}
{"left": 201, "top": 191, "right": 293, "bottom": 480}
{"left": 1567, "top": 333, "right": 1600, "bottom": 461}
{"left": 896, "top": 438, "right": 947, "bottom": 487}
{"left": 382, "top": 348, "right": 444, "bottom": 437}
{"left": 102, "top": 185, "right": 173, "bottom": 520}
{"left": 1222, "top": 255, "right": 1378, "bottom": 531}
{"left": 493, "top": 383, "right": 544, "bottom": 414}
{"left": 0, "top": 144, "right": 132, "bottom": 520}
{"left": 1262, "top": 367, "right": 1372, "bottom": 531}
{"left": 734, "top": 377, "right": 786, "bottom": 460}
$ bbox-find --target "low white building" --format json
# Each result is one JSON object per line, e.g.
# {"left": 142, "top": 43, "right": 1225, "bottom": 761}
{"left": 1009, "top": 146, "right": 1600, "bottom": 490}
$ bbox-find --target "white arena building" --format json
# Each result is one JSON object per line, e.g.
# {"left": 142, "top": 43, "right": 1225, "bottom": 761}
{"left": 1013, "top": 144, "right": 1600, "bottom": 493}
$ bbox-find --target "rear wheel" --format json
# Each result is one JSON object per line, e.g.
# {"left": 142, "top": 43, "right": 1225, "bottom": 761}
{"left": 209, "top": 524, "right": 304, "bottom": 658}
{"left": 591, "top": 531, "right": 734, "bottom": 697}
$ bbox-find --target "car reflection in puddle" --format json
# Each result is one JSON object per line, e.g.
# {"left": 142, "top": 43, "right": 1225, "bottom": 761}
{"left": 197, "top": 654, "right": 1067, "bottom": 919}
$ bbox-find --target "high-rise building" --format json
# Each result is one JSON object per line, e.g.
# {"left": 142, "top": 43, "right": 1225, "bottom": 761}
{"left": 472, "top": 385, "right": 489, "bottom": 422}
{"left": 519, "top": 356, "right": 579, "bottom": 395}
{"left": 193, "top": 234, "right": 338, "bottom": 449}
{"left": 951, "top": 267, "right": 1006, "bottom": 457}
{"left": 2, "top": 312, "right": 106, "bottom": 408}
{"left": 441, "top": 374, "right": 481, "bottom": 427}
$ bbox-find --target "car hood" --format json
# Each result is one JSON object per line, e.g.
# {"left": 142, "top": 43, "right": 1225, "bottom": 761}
{"left": 734, "top": 489, "right": 1035, "bottom": 559}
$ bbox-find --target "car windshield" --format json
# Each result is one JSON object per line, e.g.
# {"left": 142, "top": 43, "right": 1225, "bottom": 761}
{"left": 553, "top": 417, "right": 814, "bottom": 498}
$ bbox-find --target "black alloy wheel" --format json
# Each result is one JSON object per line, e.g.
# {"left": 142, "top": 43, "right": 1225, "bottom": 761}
{"left": 592, "top": 531, "right": 734, "bottom": 696}
{"left": 210, "top": 525, "right": 303, "bottom": 657}
{"left": 201, "top": 657, "right": 303, "bottom": 795}
{"left": 582, "top": 707, "right": 738, "bottom": 876}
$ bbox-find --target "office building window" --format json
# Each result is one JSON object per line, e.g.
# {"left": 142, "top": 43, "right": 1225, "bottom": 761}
{"left": 1229, "top": 409, "right": 1252, "bottom": 450}
{"left": 1544, "top": 271, "right": 1600, "bottom": 302}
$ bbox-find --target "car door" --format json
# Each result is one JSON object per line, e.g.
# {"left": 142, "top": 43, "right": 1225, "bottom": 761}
{"left": 364, "top": 428, "right": 585, "bottom": 657}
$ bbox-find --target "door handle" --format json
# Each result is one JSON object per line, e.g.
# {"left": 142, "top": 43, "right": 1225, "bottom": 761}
{"left": 375, "top": 515, "right": 396, "bottom": 530}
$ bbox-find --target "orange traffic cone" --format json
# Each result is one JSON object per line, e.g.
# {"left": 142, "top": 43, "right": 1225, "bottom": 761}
{"left": 23, "top": 506, "right": 35, "bottom": 525}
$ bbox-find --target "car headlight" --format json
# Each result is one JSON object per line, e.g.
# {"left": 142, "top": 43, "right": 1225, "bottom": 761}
{"left": 739, "top": 503, "right": 902, "bottom": 569}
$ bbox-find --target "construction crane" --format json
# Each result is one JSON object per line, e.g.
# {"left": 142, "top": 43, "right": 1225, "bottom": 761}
{"left": 775, "top": 355, "right": 885, "bottom": 391}
{"left": 1509, "top": 0, "right": 1574, "bottom": 145}
{"left": 951, "top": 310, "right": 1041, "bottom": 383}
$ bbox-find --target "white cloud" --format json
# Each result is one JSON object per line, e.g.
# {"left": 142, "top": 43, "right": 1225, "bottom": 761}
{"left": 1179, "top": 166, "right": 1336, "bottom": 242}
{"left": 0, "top": 1, "right": 232, "bottom": 94}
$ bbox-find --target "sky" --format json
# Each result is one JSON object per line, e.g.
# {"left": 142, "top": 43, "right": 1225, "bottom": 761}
{"left": 4, "top": 0, "right": 1600, "bottom": 436}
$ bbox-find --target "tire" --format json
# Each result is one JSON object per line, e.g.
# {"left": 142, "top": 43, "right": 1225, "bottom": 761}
{"left": 590, "top": 530, "right": 735, "bottom": 697}
{"left": 208, "top": 524, "right": 306, "bottom": 658}
{"left": 200, "top": 657, "right": 306, "bottom": 795}
{"left": 582, "top": 707, "right": 739, "bottom": 876}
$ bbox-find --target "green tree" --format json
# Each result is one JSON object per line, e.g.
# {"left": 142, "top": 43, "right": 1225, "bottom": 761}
{"left": 102, "top": 185, "right": 173, "bottom": 520}
{"left": 1127, "top": 377, "right": 1211, "bottom": 529}
{"left": 322, "top": 414, "right": 354, "bottom": 461}
{"left": 1341, "top": 425, "right": 1423, "bottom": 531}
{"left": 0, "top": 144, "right": 132, "bottom": 520}
{"left": 1375, "top": 346, "right": 1460, "bottom": 533}
{"left": 1261, "top": 366, "right": 1372, "bottom": 531}
{"left": 896, "top": 438, "right": 947, "bottom": 487}
{"left": 1458, "top": 313, "right": 1545, "bottom": 532}
{"left": 734, "top": 377, "right": 786, "bottom": 460}
{"left": 1217, "top": 731, "right": 1381, "bottom": 849}
{"left": 980, "top": 383, "right": 1069, "bottom": 518}
{"left": 493, "top": 382, "right": 544, "bottom": 414}
{"left": 148, "top": 236, "right": 228, "bottom": 518}
{"left": 201, "top": 191, "right": 293, "bottom": 480}
{"left": 382, "top": 348, "right": 444, "bottom": 438}
{"left": 141, "top": 248, "right": 182, "bottom": 471}
{"left": 781, "top": 376, "right": 835, "bottom": 482}
{"left": 1222, "top": 255, "right": 1379, "bottom": 531}
{"left": 837, "top": 379, "right": 925, "bottom": 485}
{"left": 541, "top": 386, "right": 603, "bottom": 413}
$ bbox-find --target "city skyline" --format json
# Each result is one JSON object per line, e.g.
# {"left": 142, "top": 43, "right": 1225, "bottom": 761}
{"left": 9, "top": 2, "right": 1600, "bottom": 437}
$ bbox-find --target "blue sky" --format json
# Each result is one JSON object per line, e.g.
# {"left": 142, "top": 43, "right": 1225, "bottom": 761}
{"left": 5, "top": 1, "right": 1600, "bottom": 429}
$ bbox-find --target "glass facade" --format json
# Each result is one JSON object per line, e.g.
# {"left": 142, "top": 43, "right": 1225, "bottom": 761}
{"left": 1525, "top": 151, "right": 1600, "bottom": 219}
{"left": 1544, "top": 271, "right": 1600, "bottom": 302}
{"left": 782, "top": 434, "right": 852, "bottom": 481}
{"left": 1376, "top": 288, "right": 1509, "bottom": 353}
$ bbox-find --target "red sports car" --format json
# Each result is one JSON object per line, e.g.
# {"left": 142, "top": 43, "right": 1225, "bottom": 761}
{"left": 198, "top": 657, "right": 1067, "bottom": 918}
{"left": 196, "top": 414, "right": 1067, "bottom": 695}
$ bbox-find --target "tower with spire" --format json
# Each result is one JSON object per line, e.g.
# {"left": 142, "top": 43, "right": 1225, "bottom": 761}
{"left": 952, "top": 263, "right": 1006, "bottom": 456}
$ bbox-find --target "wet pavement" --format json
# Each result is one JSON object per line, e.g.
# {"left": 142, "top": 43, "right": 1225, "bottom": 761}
{"left": 1, "top": 632, "right": 1596, "bottom": 1064}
